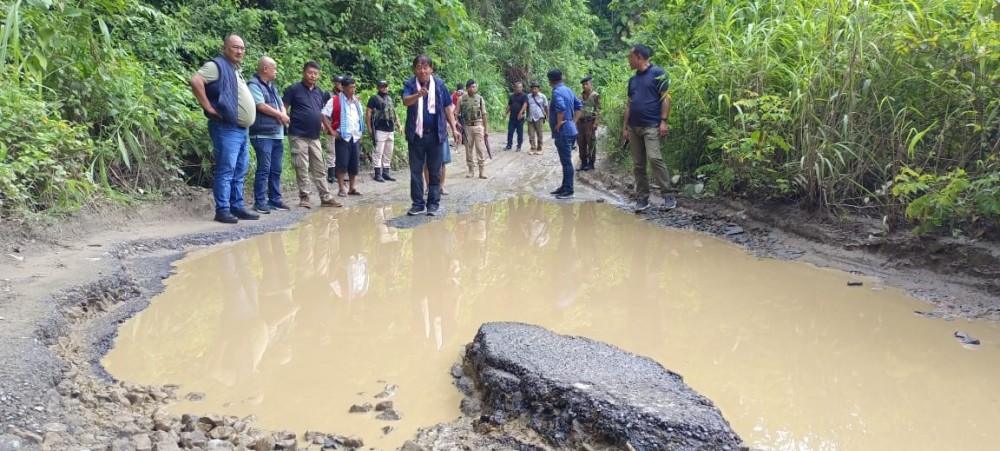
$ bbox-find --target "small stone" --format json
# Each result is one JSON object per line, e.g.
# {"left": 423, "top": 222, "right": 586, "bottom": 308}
{"left": 152, "top": 442, "right": 181, "bottom": 451}
{"left": 209, "top": 425, "right": 236, "bottom": 440}
{"left": 253, "top": 435, "right": 275, "bottom": 451}
{"left": 375, "top": 408, "right": 403, "bottom": 421}
{"left": 374, "top": 400, "right": 393, "bottom": 411}
{"left": 348, "top": 402, "right": 373, "bottom": 413}
{"left": 0, "top": 434, "right": 22, "bottom": 451}
{"left": 206, "top": 439, "right": 235, "bottom": 449}
{"left": 374, "top": 384, "right": 398, "bottom": 399}
{"left": 381, "top": 426, "right": 394, "bottom": 435}
{"left": 400, "top": 441, "right": 425, "bottom": 451}
{"left": 847, "top": 280, "right": 863, "bottom": 286}
{"left": 109, "top": 438, "right": 133, "bottom": 451}
{"left": 133, "top": 433, "right": 153, "bottom": 451}
{"left": 181, "top": 430, "right": 208, "bottom": 448}
{"left": 342, "top": 435, "right": 363, "bottom": 448}
{"left": 42, "top": 432, "right": 62, "bottom": 446}
{"left": 460, "top": 397, "right": 482, "bottom": 415}
{"left": 275, "top": 438, "right": 297, "bottom": 449}
{"left": 449, "top": 364, "right": 463, "bottom": 378}
{"left": 955, "top": 330, "right": 981, "bottom": 346}
{"left": 184, "top": 392, "right": 206, "bottom": 402}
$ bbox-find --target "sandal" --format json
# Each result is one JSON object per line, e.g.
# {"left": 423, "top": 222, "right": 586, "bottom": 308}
{"left": 348, "top": 189, "right": 362, "bottom": 196}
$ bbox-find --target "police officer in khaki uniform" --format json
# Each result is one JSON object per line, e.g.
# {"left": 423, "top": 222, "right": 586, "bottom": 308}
{"left": 457, "top": 79, "right": 489, "bottom": 179}
{"left": 577, "top": 75, "right": 601, "bottom": 171}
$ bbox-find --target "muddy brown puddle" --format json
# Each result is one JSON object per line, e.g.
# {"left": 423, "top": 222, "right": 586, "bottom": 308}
{"left": 103, "top": 197, "right": 1000, "bottom": 450}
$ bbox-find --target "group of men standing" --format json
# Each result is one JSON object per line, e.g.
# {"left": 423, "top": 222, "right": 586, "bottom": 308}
{"left": 190, "top": 34, "right": 674, "bottom": 223}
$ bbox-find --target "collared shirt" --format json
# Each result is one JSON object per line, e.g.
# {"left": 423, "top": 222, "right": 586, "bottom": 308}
{"left": 248, "top": 81, "right": 284, "bottom": 139}
{"left": 321, "top": 94, "right": 364, "bottom": 141}
{"left": 627, "top": 64, "right": 669, "bottom": 128}
{"left": 549, "top": 83, "right": 582, "bottom": 137}
{"left": 282, "top": 82, "right": 327, "bottom": 138}
{"left": 526, "top": 93, "right": 548, "bottom": 122}
{"left": 402, "top": 76, "right": 452, "bottom": 143}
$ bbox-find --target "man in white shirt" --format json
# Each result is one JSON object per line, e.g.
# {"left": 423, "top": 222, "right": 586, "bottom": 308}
{"left": 322, "top": 77, "right": 366, "bottom": 197}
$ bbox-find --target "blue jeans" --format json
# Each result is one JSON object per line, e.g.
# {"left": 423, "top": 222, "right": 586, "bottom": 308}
{"left": 408, "top": 131, "right": 443, "bottom": 209}
{"left": 250, "top": 137, "right": 284, "bottom": 207}
{"left": 506, "top": 116, "right": 525, "bottom": 148}
{"left": 555, "top": 134, "right": 576, "bottom": 193}
{"left": 208, "top": 121, "right": 250, "bottom": 213}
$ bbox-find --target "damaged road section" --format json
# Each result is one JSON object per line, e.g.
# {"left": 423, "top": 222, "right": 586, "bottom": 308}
{"left": 456, "top": 322, "right": 745, "bottom": 451}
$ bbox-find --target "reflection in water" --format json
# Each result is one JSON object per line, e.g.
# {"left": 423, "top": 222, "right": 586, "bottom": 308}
{"left": 105, "top": 197, "right": 1000, "bottom": 450}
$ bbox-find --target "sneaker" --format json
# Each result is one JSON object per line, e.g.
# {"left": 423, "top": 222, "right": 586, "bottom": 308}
{"left": 321, "top": 198, "right": 343, "bottom": 207}
{"left": 407, "top": 206, "right": 426, "bottom": 216}
{"left": 662, "top": 195, "right": 678, "bottom": 210}
{"left": 635, "top": 197, "right": 651, "bottom": 213}
{"left": 426, "top": 206, "right": 440, "bottom": 216}
{"left": 213, "top": 212, "right": 238, "bottom": 224}
{"left": 555, "top": 192, "right": 574, "bottom": 199}
{"left": 231, "top": 209, "right": 260, "bottom": 220}
{"left": 549, "top": 188, "right": 566, "bottom": 195}
{"left": 269, "top": 201, "right": 291, "bottom": 211}
{"left": 253, "top": 204, "right": 271, "bottom": 214}
{"left": 298, "top": 195, "right": 311, "bottom": 209}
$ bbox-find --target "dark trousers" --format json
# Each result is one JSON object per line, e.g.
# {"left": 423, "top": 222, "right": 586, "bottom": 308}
{"left": 506, "top": 116, "right": 525, "bottom": 148}
{"left": 408, "top": 131, "right": 443, "bottom": 209}
{"left": 577, "top": 120, "right": 597, "bottom": 164}
{"left": 555, "top": 135, "right": 576, "bottom": 193}
{"left": 334, "top": 137, "right": 361, "bottom": 175}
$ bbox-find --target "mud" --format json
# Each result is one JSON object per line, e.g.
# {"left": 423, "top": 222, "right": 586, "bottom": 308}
{"left": 0, "top": 131, "right": 998, "bottom": 450}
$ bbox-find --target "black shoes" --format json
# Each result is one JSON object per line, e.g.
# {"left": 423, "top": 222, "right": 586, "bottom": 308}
{"left": 382, "top": 170, "right": 396, "bottom": 182}
{"left": 326, "top": 167, "right": 336, "bottom": 183}
{"left": 635, "top": 197, "right": 651, "bottom": 213}
{"left": 426, "top": 206, "right": 440, "bottom": 216}
{"left": 214, "top": 212, "right": 238, "bottom": 224}
{"left": 549, "top": 188, "right": 565, "bottom": 195}
{"left": 231, "top": 209, "right": 260, "bottom": 220}
{"left": 269, "top": 201, "right": 291, "bottom": 211}
{"left": 407, "top": 206, "right": 426, "bottom": 216}
{"left": 555, "top": 192, "right": 574, "bottom": 199}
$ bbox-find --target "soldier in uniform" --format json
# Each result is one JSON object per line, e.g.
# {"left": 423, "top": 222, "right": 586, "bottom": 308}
{"left": 457, "top": 79, "right": 489, "bottom": 179}
{"left": 577, "top": 76, "right": 601, "bottom": 171}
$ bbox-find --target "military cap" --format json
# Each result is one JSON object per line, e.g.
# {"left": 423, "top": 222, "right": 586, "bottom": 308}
{"left": 581, "top": 75, "right": 593, "bottom": 84}
{"left": 342, "top": 77, "right": 356, "bottom": 86}
{"left": 530, "top": 82, "right": 540, "bottom": 88}
{"left": 466, "top": 79, "right": 477, "bottom": 88}
{"left": 377, "top": 80, "right": 389, "bottom": 87}
{"left": 333, "top": 75, "right": 346, "bottom": 83}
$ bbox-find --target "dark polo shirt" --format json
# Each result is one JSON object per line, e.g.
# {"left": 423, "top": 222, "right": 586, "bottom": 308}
{"left": 282, "top": 82, "right": 328, "bottom": 139}
{"left": 627, "top": 64, "right": 670, "bottom": 128}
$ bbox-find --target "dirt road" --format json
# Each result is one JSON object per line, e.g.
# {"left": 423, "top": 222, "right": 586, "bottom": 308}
{"left": 0, "top": 130, "right": 996, "bottom": 449}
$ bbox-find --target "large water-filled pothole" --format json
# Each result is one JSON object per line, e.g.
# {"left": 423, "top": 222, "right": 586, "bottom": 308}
{"left": 103, "top": 197, "right": 1000, "bottom": 450}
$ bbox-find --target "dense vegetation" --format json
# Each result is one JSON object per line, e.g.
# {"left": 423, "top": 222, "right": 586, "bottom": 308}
{"left": 1, "top": 0, "right": 998, "bottom": 236}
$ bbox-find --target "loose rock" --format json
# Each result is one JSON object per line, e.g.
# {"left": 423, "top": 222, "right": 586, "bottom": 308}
{"left": 376, "top": 409, "right": 403, "bottom": 421}
{"left": 955, "top": 330, "right": 981, "bottom": 346}
{"left": 374, "top": 400, "right": 393, "bottom": 411}
{"left": 348, "top": 402, "right": 373, "bottom": 413}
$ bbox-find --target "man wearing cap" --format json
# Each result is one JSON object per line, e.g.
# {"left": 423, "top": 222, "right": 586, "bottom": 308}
{"left": 283, "top": 61, "right": 340, "bottom": 209}
{"left": 577, "top": 75, "right": 601, "bottom": 171}
{"left": 457, "top": 79, "right": 488, "bottom": 179}
{"left": 525, "top": 82, "right": 548, "bottom": 155}
{"left": 366, "top": 80, "right": 401, "bottom": 182}
{"left": 326, "top": 75, "right": 346, "bottom": 183}
{"left": 322, "top": 77, "right": 365, "bottom": 198}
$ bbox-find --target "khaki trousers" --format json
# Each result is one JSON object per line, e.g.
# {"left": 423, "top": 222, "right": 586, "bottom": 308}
{"left": 527, "top": 119, "right": 545, "bottom": 150}
{"left": 290, "top": 137, "right": 333, "bottom": 200}
{"left": 373, "top": 130, "right": 394, "bottom": 169}
{"left": 577, "top": 120, "right": 597, "bottom": 163}
{"left": 464, "top": 124, "right": 487, "bottom": 168}
{"left": 325, "top": 135, "right": 336, "bottom": 168}
{"left": 627, "top": 126, "right": 671, "bottom": 199}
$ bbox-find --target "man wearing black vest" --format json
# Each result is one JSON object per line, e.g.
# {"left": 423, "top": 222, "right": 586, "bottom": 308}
{"left": 189, "top": 34, "right": 259, "bottom": 224}
{"left": 247, "top": 56, "right": 291, "bottom": 214}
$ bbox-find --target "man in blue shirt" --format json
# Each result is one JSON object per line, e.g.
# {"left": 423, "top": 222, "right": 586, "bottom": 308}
{"left": 401, "top": 54, "right": 461, "bottom": 216}
{"left": 547, "top": 69, "right": 582, "bottom": 199}
{"left": 622, "top": 44, "right": 675, "bottom": 212}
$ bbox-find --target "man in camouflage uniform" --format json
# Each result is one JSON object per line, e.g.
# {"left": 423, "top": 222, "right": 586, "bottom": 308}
{"left": 577, "top": 76, "right": 601, "bottom": 171}
{"left": 458, "top": 79, "right": 489, "bottom": 179}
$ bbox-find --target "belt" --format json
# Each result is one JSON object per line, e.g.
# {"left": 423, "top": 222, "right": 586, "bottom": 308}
{"left": 580, "top": 117, "right": 596, "bottom": 122}
{"left": 467, "top": 121, "right": 483, "bottom": 125}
